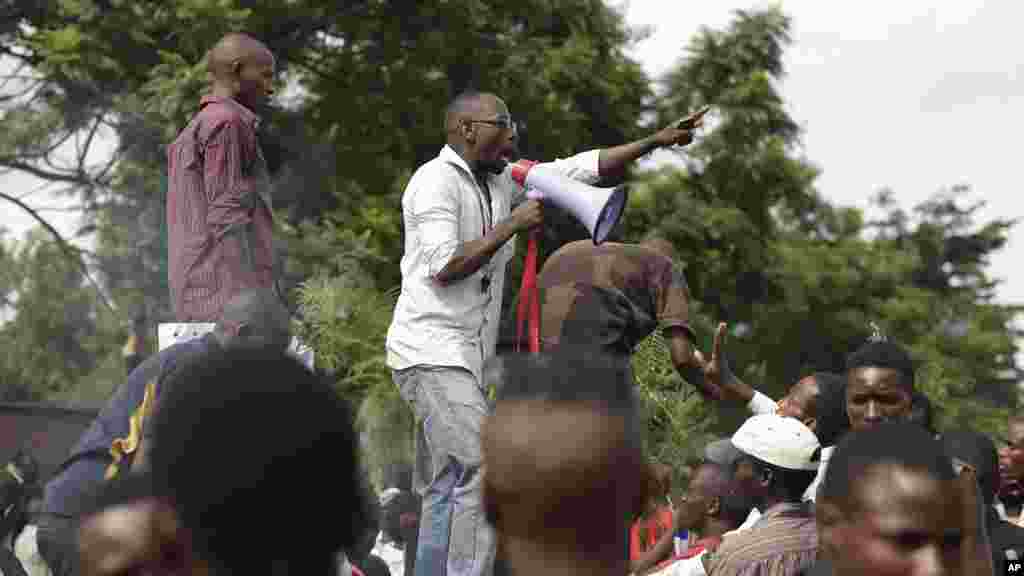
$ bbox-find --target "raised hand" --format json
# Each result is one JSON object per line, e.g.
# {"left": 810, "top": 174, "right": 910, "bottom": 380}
{"left": 694, "top": 322, "right": 754, "bottom": 404}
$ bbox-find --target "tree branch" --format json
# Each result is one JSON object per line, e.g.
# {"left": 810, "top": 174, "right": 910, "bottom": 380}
{"left": 0, "top": 77, "right": 44, "bottom": 102}
{"left": 8, "top": 127, "right": 79, "bottom": 164}
{"left": 13, "top": 176, "right": 60, "bottom": 201}
{"left": 0, "top": 157, "right": 92, "bottom": 186}
{"left": 76, "top": 115, "right": 103, "bottom": 169}
{"left": 0, "top": 190, "right": 117, "bottom": 315}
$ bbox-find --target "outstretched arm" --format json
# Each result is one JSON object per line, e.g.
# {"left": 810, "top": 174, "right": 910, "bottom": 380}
{"left": 599, "top": 109, "right": 708, "bottom": 182}
{"left": 667, "top": 327, "right": 719, "bottom": 400}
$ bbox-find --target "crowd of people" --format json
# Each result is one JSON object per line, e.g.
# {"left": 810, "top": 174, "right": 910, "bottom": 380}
{"left": 1, "top": 30, "right": 1022, "bottom": 576}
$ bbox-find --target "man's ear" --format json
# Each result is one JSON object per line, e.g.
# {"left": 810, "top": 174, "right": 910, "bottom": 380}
{"left": 230, "top": 58, "right": 243, "bottom": 78}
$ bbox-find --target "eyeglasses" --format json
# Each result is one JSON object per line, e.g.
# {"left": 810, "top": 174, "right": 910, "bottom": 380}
{"left": 468, "top": 116, "right": 515, "bottom": 131}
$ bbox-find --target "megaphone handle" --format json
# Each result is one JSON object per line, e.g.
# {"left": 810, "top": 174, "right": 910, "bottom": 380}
{"left": 516, "top": 230, "right": 542, "bottom": 354}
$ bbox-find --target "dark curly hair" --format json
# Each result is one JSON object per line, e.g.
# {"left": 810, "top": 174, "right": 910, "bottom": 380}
{"left": 148, "top": 347, "right": 367, "bottom": 576}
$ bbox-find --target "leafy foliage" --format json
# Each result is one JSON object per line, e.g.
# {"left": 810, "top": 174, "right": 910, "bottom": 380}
{"left": 633, "top": 327, "right": 717, "bottom": 471}
{"left": 0, "top": 229, "right": 123, "bottom": 403}
{"left": 0, "top": 3, "right": 1019, "bottom": 485}
{"left": 293, "top": 255, "right": 410, "bottom": 490}
{"left": 623, "top": 7, "right": 1020, "bottom": 443}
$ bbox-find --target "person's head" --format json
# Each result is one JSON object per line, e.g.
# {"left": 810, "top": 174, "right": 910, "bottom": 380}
{"left": 805, "top": 372, "right": 849, "bottom": 447}
{"left": 141, "top": 349, "right": 366, "bottom": 576}
{"left": 212, "top": 288, "right": 292, "bottom": 353}
{"left": 1003, "top": 415, "right": 1024, "bottom": 480}
{"left": 483, "top": 345, "right": 641, "bottom": 574}
{"left": 817, "top": 422, "right": 963, "bottom": 576}
{"left": 775, "top": 375, "right": 820, "bottom": 427}
{"left": 939, "top": 428, "right": 999, "bottom": 506}
{"left": 908, "top": 392, "right": 937, "bottom": 436}
{"left": 845, "top": 339, "right": 915, "bottom": 431}
{"left": 444, "top": 91, "right": 517, "bottom": 175}
{"left": 640, "top": 236, "right": 678, "bottom": 262}
{"left": 206, "top": 32, "right": 276, "bottom": 111}
{"left": 729, "top": 414, "right": 820, "bottom": 509}
{"left": 675, "top": 461, "right": 751, "bottom": 536}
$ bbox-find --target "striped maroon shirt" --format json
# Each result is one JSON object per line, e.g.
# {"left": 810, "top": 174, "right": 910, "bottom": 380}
{"left": 166, "top": 96, "right": 274, "bottom": 322}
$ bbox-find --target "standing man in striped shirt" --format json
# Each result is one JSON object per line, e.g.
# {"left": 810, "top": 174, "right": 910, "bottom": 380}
{"left": 167, "top": 32, "right": 279, "bottom": 322}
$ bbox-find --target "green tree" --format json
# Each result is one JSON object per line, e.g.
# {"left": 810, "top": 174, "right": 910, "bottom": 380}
{"left": 3, "top": 1, "right": 1019, "bottom": 481}
{"left": 626, "top": 7, "right": 1019, "bottom": 454}
{"left": 0, "top": 228, "right": 123, "bottom": 403}
{"left": 2, "top": 1, "right": 653, "bottom": 408}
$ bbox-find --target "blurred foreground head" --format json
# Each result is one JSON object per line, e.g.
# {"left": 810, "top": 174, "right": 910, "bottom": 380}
{"left": 482, "top": 345, "right": 642, "bottom": 576}
{"left": 817, "top": 422, "right": 963, "bottom": 576}
{"left": 78, "top": 349, "right": 366, "bottom": 576}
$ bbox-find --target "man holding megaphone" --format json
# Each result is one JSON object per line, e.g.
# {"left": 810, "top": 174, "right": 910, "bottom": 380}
{"left": 385, "top": 90, "right": 705, "bottom": 576}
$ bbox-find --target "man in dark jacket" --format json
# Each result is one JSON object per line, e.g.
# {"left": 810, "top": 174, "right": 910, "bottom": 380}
{"left": 35, "top": 288, "right": 291, "bottom": 576}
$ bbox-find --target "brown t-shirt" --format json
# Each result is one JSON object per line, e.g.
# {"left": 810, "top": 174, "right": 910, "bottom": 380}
{"left": 537, "top": 241, "right": 694, "bottom": 356}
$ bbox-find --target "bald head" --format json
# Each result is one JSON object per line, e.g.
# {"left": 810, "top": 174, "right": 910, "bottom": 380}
{"left": 215, "top": 288, "right": 291, "bottom": 353}
{"left": 484, "top": 401, "right": 642, "bottom": 560}
{"left": 205, "top": 33, "right": 275, "bottom": 110}
{"left": 207, "top": 33, "right": 271, "bottom": 79}
{"left": 691, "top": 462, "right": 752, "bottom": 528}
{"left": 484, "top": 347, "right": 643, "bottom": 568}
{"left": 641, "top": 237, "right": 677, "bottom": 261}
{"left": 445, "top": 91, "right": 499, "bottom": 134}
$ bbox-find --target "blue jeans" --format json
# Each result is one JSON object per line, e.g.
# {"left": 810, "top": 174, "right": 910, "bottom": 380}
{"left": 394, "top": 366, "right": 495, "bottom": 576}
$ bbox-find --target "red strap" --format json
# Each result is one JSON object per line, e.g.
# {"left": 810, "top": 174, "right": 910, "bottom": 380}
{"left": 512, "top": 158, "right": 541, "bottom": 354}
{"left": 516, "top": 231, "right": 541, "bottom": 353}
{"left": 510, "top": 159, "right": 538, "bottom": 187}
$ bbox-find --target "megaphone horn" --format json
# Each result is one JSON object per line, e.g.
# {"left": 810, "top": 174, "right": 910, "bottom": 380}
{"left": 510, "top": 160, "right": 627, "bottom": 244}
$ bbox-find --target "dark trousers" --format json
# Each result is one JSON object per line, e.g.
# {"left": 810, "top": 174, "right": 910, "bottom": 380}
{"left": 35, "top": 515, "right": 78, "bottom": 576}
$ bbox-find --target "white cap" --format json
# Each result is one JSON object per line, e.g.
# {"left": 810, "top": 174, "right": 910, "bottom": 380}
{"left": 730, "top": 414, "right": 821, "bottom": 471}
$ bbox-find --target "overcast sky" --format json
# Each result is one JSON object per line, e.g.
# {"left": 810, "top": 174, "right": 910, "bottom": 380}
{"left": 3, "top": 0, "right": 1023, "bottom": 307}
{"left": 625, "top": 0, "right": 1024, "bottom": 309}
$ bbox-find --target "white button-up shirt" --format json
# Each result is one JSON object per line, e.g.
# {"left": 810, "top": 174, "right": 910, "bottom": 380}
{"left": 386, "top": 144, "right": 602, "bottom": 385}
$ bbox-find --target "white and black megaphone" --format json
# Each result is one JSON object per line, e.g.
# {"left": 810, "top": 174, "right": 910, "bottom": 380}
{"left": 510, "top": 160, "right": 627, "bottom": 244}
{"left": 510, "top": 159, "right": 630, "bottom": 355}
